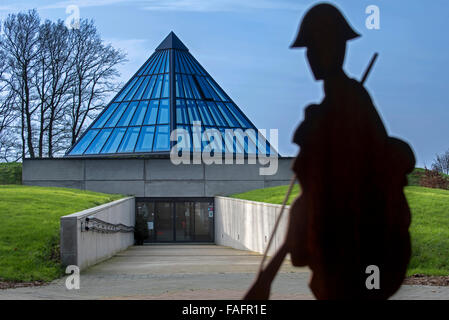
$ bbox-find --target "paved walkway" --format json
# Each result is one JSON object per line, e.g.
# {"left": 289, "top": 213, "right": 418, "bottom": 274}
{"left": 0, "top": 245, "right": 448, "bottom": 300}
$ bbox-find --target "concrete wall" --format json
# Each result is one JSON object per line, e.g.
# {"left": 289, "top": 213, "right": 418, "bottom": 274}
{"left": 23, "top": 157, "right": 294, "bottom": 197}
{"left": 214, "top": 196, "right": 290, "bottom": 257}
{"left": 60, "top": 197, "right": 135, "bottom": 270}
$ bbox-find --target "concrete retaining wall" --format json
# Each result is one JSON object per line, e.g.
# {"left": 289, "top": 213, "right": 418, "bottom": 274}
{"left": 60, "top": 197, "right": 135, "bottom": 270}
{"left": 214, "top": 196, "right": 290, "bottom": 257}
{"left": 23, "top": 158, "right": 294, "bottom": 197}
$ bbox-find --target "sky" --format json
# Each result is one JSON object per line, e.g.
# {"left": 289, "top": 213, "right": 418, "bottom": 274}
{"left": 0, "top": 0, "right": 448, "bottom": 167}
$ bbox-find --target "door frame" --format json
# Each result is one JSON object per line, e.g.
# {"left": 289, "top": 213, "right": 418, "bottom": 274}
{"left": 136, "top": 197, "right": 215, "bottom": 243}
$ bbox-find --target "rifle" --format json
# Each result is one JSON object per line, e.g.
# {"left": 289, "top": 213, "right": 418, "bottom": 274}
{"left": 361, "top": 53, "right": 378, "bottom": 85}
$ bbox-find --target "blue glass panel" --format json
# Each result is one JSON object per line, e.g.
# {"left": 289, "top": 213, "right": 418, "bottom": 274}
{"left": 141, "top": 76, "right": 157, "bottom": 100}
{"left": 225, "top": 103, "right": 251, "bottom": 128}
{"left": 184, "top": 54, "right": 198, "bottom": 74}
{"left": 176, "top": 99, "right": 188, "bottom": 124}
{"left": 187, "top": 75, "right": 201, "bottom": 99}
{"left": 143, "top": 52, "right": 161, "bottom": 75}
{"left": 117, "top": 127, "right": 140, "bottom": 153}
{"left": 149, "top": 52, "right": 162, "bottom": 74}
{"left": 92, "top": 103, "right": 119, "bottom": 128}
{"left": 161, "top": 74, "right": 169, "bottom": 98}
{"left": 153, "top": 125, "right": 170, "bottom": 151}
{"left": 154, "top": 51, "right": 166, "bottom": 73}
{"left": 135, "top": 126, "right": 155, "bottom": 152}
{"left": 243, "top": 129, "right": 258, "bottom": 154}
{"left": 206, "top": 77, "right": 227, "bottom": 101}
{"left": 105, "top": 102, "right": 128, "bottom": 127}
{"left": 255, "top": 132, "right": 269, "bottom": 155}
{"left": 85, "top": 129, "right": 112, "bottom": 154}
{"left": 207, "top": 101, "right": 226, "bottom": 126}
{"left": 190, "top": 124, "right": 203, "bottom": 152}
{"left": 114, "top": 77, "right": 138, "bottom": 102}
{"left": 165, "top": 51, "right": 170, "bottom": 73}
{"left": 203, "top": 127, "right": 222, "bottom": 153}
{"left": 196, "top": 101, "right": 214, "bottom": 126}
{"left": 162, "top": 51, "right": 169, "bottom": 72}
{"left": 182, "top": 53, "right": 196, "bottom": 75}
{"left": 69, "top": 129, "right": 99, "bottom": 155}
{"left": 133, "top": 76, "right": 151, "bottom": 100}
{"left": 139, "top": 54, "right": 155, "bottom": 76}
{"left": 188, "top": 54, "right": 206, "bottom": 75}
{"left": 137, "top": 60, "right": 150, "bottom": 76}
{"left": 179, "top": 52, "right": 193, "bottom": 74}
{"left": 101, "top": 127, "right": 126, "bottom": 153}
{"left": 174, "top": 125, "right": 191, "bottom": 152}
{"left": 152, "top": 52, "right": 164, "bottom": 73}
{"left": 162, "top": 51, "right": 169, "bottom": 73}
{"left": 174, "top": 51, "right": 180, "bottom": 73}
{"left": 196, "top": 76, "right": 213, "bottom": 99}
{"left": 117, "top": 101, "right": 138, "bottom": 127}
{"left": 175, "top": 74, "right": 184, "bottom": 98}
{"left": 124, "top": 76, "right": 144, "bottom": 101}
{"left": 144, "top": 56, "right": 158, "bottom": 75}
{"left": 159, "top": 51, "right": 168, "bottom": 73}
{"left": 202, "top": 77, "right": 220, "bottom": 101}
{"left": 147, "top": 51, "right": 162, "bottom": 74}
{"left": 232, "top": 130, "right": 246, "bottom": 154}
{"left": 151, "top": 75, "right": 163, "bottom": 99}
{"left": 157, "top": 99, "right": 170, "bottom": 124}
{"left": 217, "top": 102, "right": 239, "bottom": 127}
{"left": 184, "top": 53, "right": 201, "bottom": 75}
{"left": 154, "top": 51, "right": 167, "bottom": 73}
{"left": 182, "top": 74, "right": 193, "bottom": 99}
{"left": 130, "top": 101, "right": 148, "bottom": 126}
{"left": 177, "top": 51, "right": 186, "bottom": 73}
{"left": 222, "top": 128, "right": 238, "bottom": 153}
{"left": 143, "top": 100, "right": 159, "bottom": 125}
{"left": 218, "top": 128, "right": 227, "bottom": 153}
{"left": 187, "top": 100, "right": 201, "bottom": 124}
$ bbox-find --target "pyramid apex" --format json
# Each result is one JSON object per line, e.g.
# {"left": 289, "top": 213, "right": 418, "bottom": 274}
{"left": 156, "top": 31, "right": 189, "bottom": 51}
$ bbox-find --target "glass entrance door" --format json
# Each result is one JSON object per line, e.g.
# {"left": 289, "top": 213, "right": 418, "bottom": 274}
{"left": 193, "top": 202, "right": 214, "bottom": 241}
{"left": 136, "top": 198, "right": 214, "bottom": 243}
{"left": 175, "top": 202, "right": 194, "bottom": 241}
{"left": 154, "top": 202, "right": 174, "bottom": 241}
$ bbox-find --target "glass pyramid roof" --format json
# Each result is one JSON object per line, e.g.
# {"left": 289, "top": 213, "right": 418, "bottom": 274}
{"left": 66, "top": 32, "right": 272, "bottom": 157}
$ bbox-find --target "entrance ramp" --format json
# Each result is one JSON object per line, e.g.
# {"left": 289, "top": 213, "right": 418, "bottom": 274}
{"left": 84, "top": 245, "right": 300, "bottom": 275}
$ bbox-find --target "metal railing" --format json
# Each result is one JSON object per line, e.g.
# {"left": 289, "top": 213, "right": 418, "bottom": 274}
{"left": 81, "top": 216, "right": 134, "bottom": 233}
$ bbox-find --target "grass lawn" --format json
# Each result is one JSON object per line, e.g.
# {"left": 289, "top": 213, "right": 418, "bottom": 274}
{"left": 0, "top": 185, "right": 124, "bottom": 282}
{"left": 232, "top": 185, "right": 449, "bottom": 276}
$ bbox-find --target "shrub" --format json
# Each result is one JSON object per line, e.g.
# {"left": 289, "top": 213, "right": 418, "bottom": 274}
{"left": 419, "top": 168, "right": 449, "bottom": 190}
{"left": 0, "top": 162, "right": 22, "bottom": 184}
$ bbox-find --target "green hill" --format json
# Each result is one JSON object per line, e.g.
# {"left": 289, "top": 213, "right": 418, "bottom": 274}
{"left": 232, "top": 185, "right": 449, "bottom": 276}
{"left": 0, "top": 185, "right": 123, "bottom": 282}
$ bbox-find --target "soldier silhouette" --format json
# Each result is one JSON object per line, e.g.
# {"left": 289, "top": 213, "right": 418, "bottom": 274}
{"left": 244, "top": 3, "right": 415, "bottom": 300}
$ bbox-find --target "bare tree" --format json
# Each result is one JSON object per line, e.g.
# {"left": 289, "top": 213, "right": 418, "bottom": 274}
{"left": 67, "top": 19, "right": 126, "bottom": 145}
{"left": 0, "top": 11, "right": 126, "bottom": 160}
{"left": 33, "top": 20, "right": 74, "bottom": 157}
{"left": 0, "top": 10, "right": 40, "bottom": 158}
{"left": 432, "top": 150, "right": 449, "bottom": 175}
{"left": 0, "top": 48, "right": 21, "bottom": 162}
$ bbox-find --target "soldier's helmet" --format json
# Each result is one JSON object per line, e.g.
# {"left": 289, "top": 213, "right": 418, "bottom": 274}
{"left": 291, "top": 3, "right": 360, "bottom": 48}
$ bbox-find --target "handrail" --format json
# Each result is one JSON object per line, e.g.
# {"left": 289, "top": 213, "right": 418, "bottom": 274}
{"left": 82, "top": 216, "right": 134, "bottom": 233}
